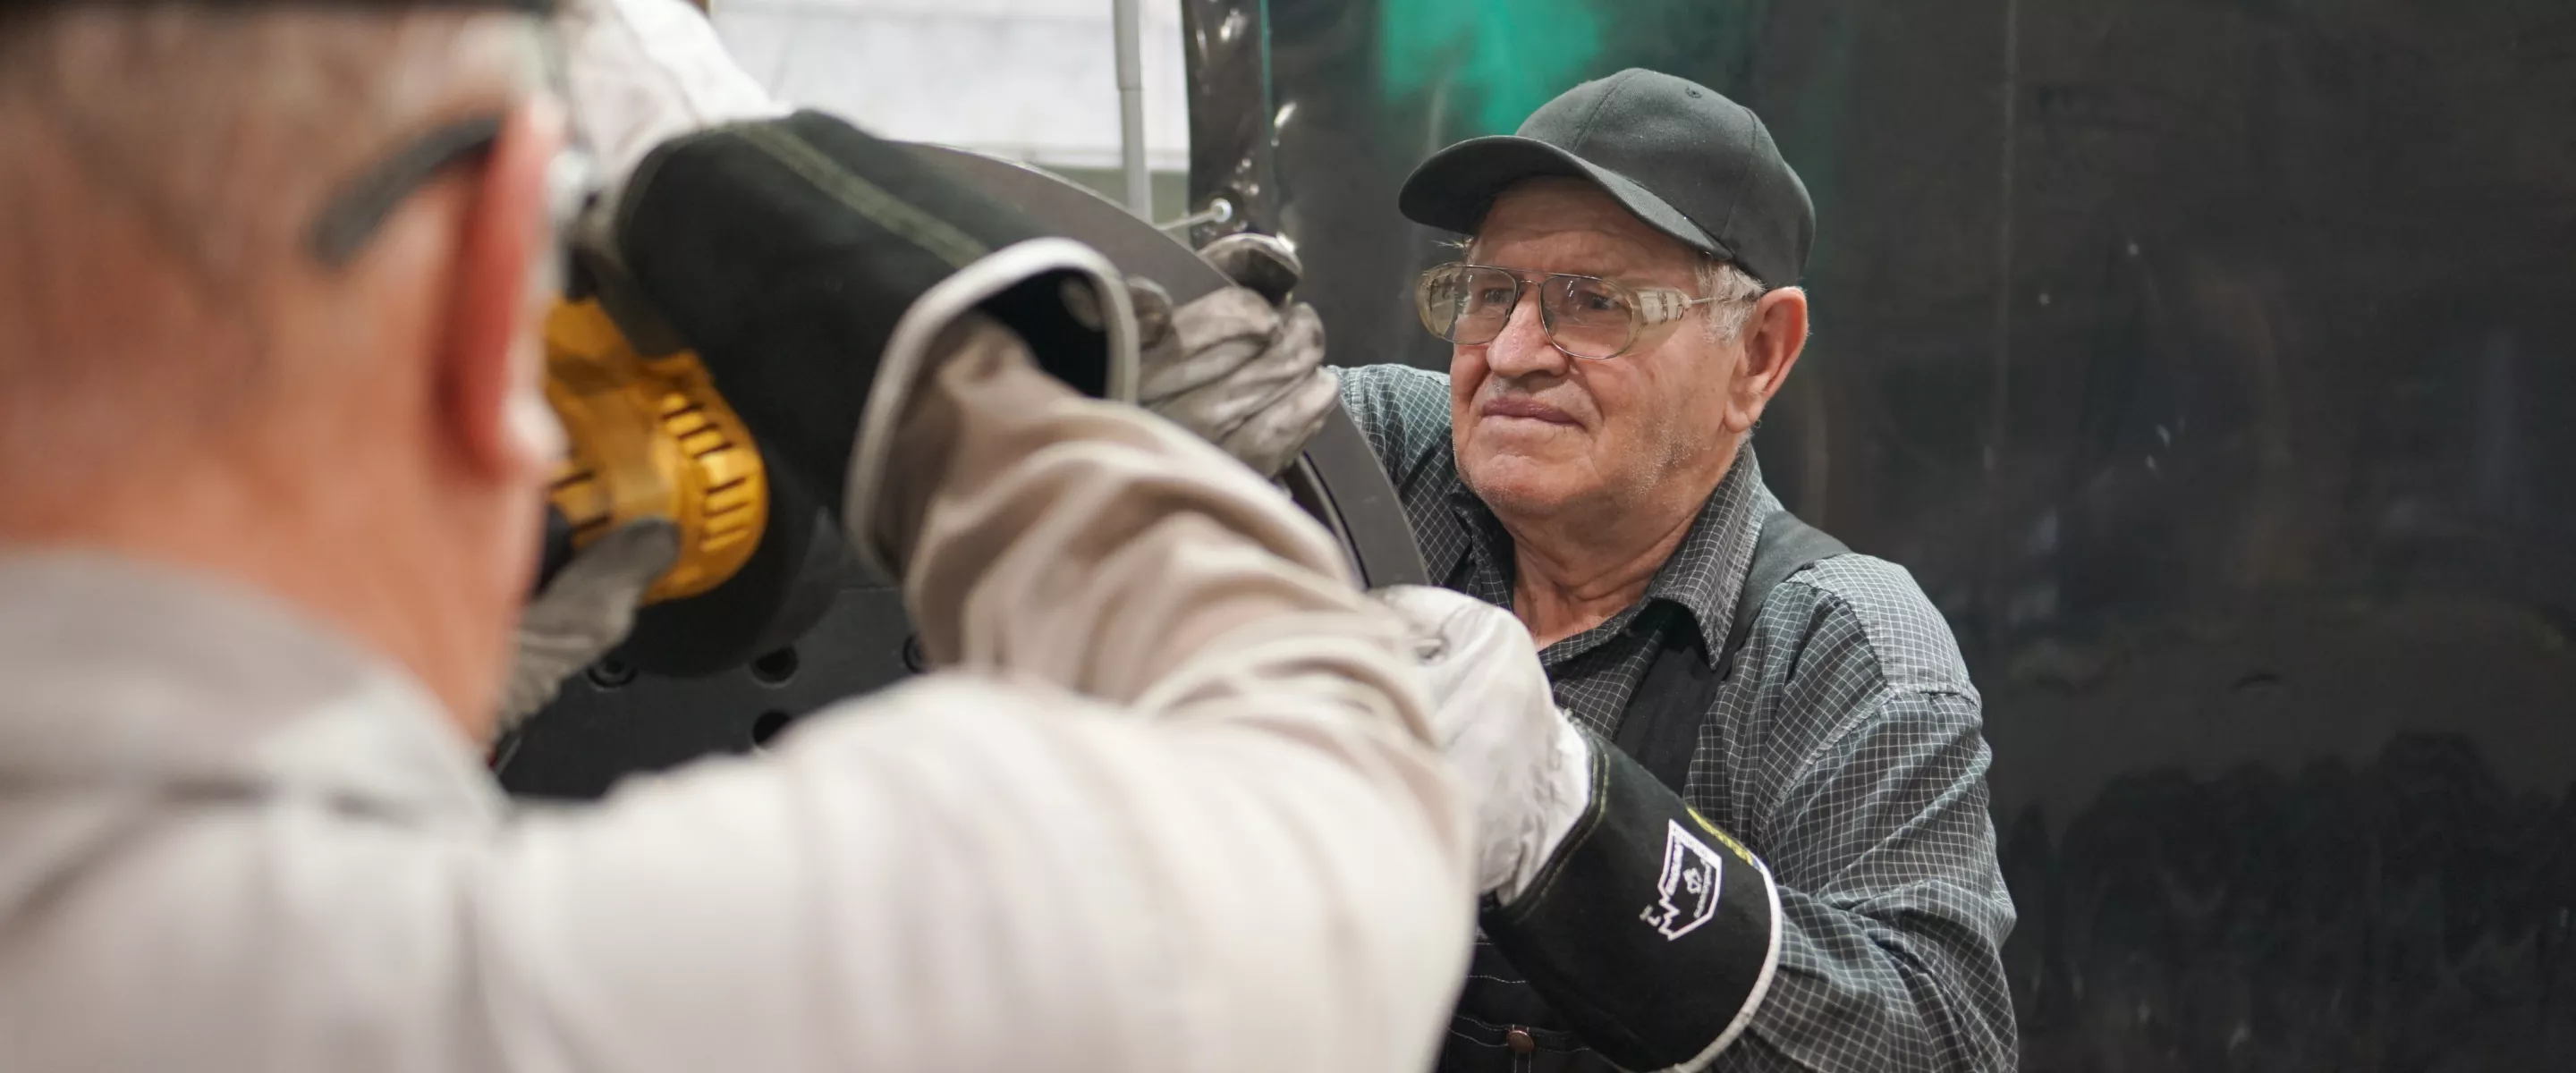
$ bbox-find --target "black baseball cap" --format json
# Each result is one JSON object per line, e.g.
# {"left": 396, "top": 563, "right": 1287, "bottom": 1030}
{"left": 1399, "top": 68, "right": 1813, "bottom": 287}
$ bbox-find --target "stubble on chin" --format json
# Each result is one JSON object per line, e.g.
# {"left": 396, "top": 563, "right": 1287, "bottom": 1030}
{"left": 1460, "top": 435, "right": 1588, "bottom": 523}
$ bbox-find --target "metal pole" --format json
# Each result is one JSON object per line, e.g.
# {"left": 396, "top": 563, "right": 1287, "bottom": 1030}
{"left": 1112, "top": 0, "right": 1151, "bottom": 218}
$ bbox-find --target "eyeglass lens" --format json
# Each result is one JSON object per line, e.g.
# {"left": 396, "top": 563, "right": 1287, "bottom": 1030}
{"left": 1420, "top": 265, "right": 1638, "bottom": 359}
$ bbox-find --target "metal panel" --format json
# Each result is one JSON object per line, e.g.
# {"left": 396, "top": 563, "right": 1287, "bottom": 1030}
{"left": 1240, "top": 0, "right": 2576, "bottom": 1066}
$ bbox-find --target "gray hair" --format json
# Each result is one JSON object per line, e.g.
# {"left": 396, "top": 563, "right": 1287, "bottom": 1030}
{"left": 1694, "top": 255, "right": 1767, "bottom": 343}
{"left": 0, "top": 5, "right": 543, "bottom": 468}
{"left": 1, "top": 7, "right": 541, "bottom": 285}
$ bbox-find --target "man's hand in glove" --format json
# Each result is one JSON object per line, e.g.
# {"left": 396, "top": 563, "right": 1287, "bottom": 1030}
{"left": 496, "top": 519, "right": 678, "bottom": 736}
{"left": 1378, "top": 588, "right": 1787, "bottom": 1073}
{"left": 1371, "top": 585, "right": 1592, "bottom": 902}
{"left": 1131, "top": 233, "right": 1340, "bottom": 477}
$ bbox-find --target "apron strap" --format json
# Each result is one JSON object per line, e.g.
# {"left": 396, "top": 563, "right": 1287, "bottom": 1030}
{"left": 1610, "top": 510, "right": 1850, "bottom": 793}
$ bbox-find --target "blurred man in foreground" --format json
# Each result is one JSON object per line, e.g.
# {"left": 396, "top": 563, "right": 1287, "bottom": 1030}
{"left": 0, "top": 2, "right": 1548, "bottom": 1069}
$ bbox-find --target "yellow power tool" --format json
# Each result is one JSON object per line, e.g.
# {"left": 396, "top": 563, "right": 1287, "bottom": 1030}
{"left": 541, "top": 298, "right": 768, "bottom": 604}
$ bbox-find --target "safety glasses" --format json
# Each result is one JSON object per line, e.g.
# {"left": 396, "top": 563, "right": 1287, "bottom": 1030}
{"left": 302, "top": 107, "right": 595, "bottom": 286}
{"left": 308, "top": 114, "right": 502, "bottom": 266}
{"left": 306, "top": 28, "right": 590, "bottom": 269}
{"left": 1414, "top": 262, "right": 1720, "bottom": 360}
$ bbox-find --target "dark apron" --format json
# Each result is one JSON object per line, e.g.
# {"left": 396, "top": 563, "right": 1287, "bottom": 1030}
{"left": 1436, "top": 511, "right": 1847, "bottom": 1073}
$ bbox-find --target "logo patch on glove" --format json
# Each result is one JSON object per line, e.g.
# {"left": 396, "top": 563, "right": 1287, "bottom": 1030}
{"left": 1640, "top": 818, "right": 1726, "bottom": 941}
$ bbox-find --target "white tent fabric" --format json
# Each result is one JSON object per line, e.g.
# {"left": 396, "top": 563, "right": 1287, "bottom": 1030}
{"left": 712, "top": 0, "right": 1191, "bottom": 173}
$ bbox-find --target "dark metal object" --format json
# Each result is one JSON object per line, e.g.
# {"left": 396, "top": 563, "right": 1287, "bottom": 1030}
{"left": 494, "top": 584, "right": 916, "bottom": 798}
{"left": 499, "top": 142, "right": 1425, "bottom": 798}
{"left": 1180, "top": 0, "right": 1273, "bottom": 247}
{"left": 1284, "top": 410, "right": 1419, "bottom": 589}
{"left": 908, "top": 145, "right": 1241, "bottom": 303}
{"left": 911, "top": 143, "right": 1426, "bottom": 588}
{"left": 1251, "top": 0, "right": 2576, "bottom": 1067}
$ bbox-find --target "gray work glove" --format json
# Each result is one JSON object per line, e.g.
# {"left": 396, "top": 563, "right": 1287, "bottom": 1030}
{"left": 1131, "top": 233, "right": 1340, "bottom": 477}
{"left": 1371, "top": 585, "right": 1593, "bottom": 902}
{"left": 496, "top": 518, "right": 679, "bottom": 736}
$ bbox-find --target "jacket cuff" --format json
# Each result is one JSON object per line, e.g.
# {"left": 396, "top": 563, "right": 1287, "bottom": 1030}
{"left": 608, "top": 110, "right": 1136, "bottom": 577}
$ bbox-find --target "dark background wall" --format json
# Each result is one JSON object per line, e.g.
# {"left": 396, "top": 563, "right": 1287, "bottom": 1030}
{"left": 1261, "top": 0, "right": 2576, "bottom": 1067}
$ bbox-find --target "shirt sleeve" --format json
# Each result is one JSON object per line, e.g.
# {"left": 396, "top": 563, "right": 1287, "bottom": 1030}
{"left": 1334, "top": 363, "right": 1457, "bottom": 500}
{"left": 1715, "top": 590, "right": 2018, "bottom": 1073}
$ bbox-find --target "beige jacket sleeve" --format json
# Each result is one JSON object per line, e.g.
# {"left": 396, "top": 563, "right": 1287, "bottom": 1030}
{"left": 0, "top": 325, "right": 1470, "bottom": 1073}
{"left": 477, "top": 323, "right": 1474, "bottom": 1071}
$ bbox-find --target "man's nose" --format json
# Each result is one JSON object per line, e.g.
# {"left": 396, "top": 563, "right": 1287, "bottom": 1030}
{"left": 1479, "top": 290, "right": 1568, "bottom": 378}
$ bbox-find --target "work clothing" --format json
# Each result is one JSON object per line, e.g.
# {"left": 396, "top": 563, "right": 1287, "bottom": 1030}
{"left": 0, "top": 336, "right": 1476, "bottom": 1073}
{"left": 607, "top": 109, "right": 1139, "bottom": 579}
{"left": 499, "top": 518, "right": 676, "bottom": 731}
{"left": 567, "top": 0, "right": 1319, "bottom": 483}
{"left": 1342, "top": 363, "right": 2017, "bottom": 1073}
{"left": 562, "top": 0, "right": 789, "bottom": 197}
{"left": 1132, "top": 232, "right": 1341, "bottom": 479}
{"left": 1371, "top": 585, "right": 1592, "bottom": 903}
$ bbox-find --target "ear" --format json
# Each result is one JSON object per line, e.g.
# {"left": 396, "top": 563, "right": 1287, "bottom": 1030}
{"left": 1722, "top": 286, "right": 1809, "bottom": 435}
{"left": 438, "top": 98, "right": 568, "bottom": 481}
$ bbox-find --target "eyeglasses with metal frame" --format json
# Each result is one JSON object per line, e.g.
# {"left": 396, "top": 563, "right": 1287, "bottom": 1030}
{"left": 1413, "top": 261, "right": 1724, "bottom": 360}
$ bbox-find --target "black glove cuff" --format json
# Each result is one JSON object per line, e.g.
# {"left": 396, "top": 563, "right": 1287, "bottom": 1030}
{"left": 609, "top": 111, "right": 1128, "bottom": 528}
{"left": 1481, "top": 733, "right": 1783, "bottom": 1072}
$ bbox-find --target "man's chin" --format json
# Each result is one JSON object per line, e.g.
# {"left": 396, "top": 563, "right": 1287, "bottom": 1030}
{"left": 1459, "top": 453, "right": 1588, "bottom": 518}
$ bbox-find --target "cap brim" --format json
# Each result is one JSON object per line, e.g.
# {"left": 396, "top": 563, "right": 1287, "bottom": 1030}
{"left": 1397, "top": 135, "right": 1729, "bottom": 261}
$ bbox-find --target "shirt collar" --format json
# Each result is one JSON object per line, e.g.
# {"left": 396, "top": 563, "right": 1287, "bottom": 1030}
{"left": 1443, "top": 445, "right": 1778, "bottom": 666}
{"left": 0, "top": 553, "right": 505, "bottom": 820}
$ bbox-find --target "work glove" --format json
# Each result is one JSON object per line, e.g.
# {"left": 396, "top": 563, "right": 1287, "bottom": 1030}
{"left": 1370, "top": 585, "right": 1591, "bottom": 902}
{"left": 1376, "top": 585, "right": 1786, "bottom": 1073}
{"left": 496, "top": 518, "right": 679, "bottom": 735}
{"left": 1131, "top": 233, "right": 1341, "bottom": 477}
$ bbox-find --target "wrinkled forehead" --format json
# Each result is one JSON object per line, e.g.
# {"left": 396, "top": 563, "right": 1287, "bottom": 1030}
{"left": 1467, "top": 177, "right": 1701, "bottom": 283}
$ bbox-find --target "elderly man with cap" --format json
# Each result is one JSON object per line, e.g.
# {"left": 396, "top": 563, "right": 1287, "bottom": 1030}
{"left": 1328, "top": 71, "right": 2019, "bottom": 1072}
{"left": 0, "top": 0, "right": 1580, "bottom": 1069}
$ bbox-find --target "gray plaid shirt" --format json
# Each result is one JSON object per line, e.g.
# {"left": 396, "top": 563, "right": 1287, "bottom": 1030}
{"left": 1338, "top": 365, "right": 2016, "bottom": 1073}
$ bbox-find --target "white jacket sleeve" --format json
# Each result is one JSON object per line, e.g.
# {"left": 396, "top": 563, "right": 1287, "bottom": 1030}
{"left": 471, "top": 325, "right": 1475, "bottom": 1072}
{"left": 0, "top": 299, "right": 1470, "bottom": 1073}
{"left": 557, "top": 0, "right": 791, "bottom": 185}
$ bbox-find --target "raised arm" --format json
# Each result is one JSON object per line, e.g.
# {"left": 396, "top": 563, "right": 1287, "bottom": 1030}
{"left": 480, "top": 320, "right": 1474, "bottom": 1073}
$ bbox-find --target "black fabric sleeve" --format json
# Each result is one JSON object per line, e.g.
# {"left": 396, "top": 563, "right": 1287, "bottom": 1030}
{"left": 610, "top": 110, "right": 1112, "bottom": 509}
{"left": 1481, "top": 731, "right": 1784, "bottom": 1073}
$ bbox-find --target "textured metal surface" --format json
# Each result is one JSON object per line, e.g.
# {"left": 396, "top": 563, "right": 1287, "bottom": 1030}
{"left": 1247, "top": 0, "right": 2576, "bottom": 1067}
{"left": 500, "top": 141, "right": 1424, "bottom": 799}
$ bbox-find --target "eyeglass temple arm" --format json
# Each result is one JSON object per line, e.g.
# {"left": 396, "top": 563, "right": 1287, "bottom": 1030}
{"left": 308, "top": 113, "right": 506, "bottom": 268}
